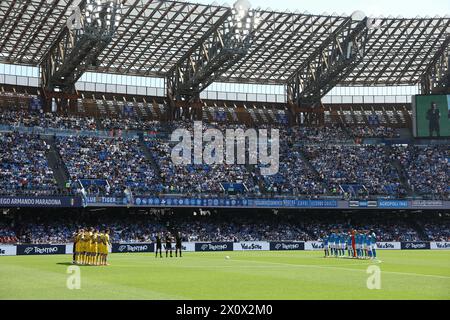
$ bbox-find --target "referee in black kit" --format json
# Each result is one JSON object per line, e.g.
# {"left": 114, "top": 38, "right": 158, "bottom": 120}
{"left": 155, "top": 232, "right": 162, "bottom": 258}
{"left": 175, "top": 232, "right": 182, "bottom": 257}
{"left": 165, "top": 232, "right": 173, "bottom": 258}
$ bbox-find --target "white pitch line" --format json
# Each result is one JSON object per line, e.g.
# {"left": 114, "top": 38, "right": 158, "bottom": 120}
{"left": 109, "top": 255, "right": 450, "bottom": 280}
{"left": 237, "top": 259, "right": 450, "bottom": 280}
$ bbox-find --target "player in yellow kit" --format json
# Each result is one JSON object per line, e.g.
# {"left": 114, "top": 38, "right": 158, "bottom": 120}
{"left": 79, "top": 229, "right": 88, "bottom": 265}
{"left": 97, "top": 231, "right": 105, "bottom": 265}
{"left": 87, "top": 228, "right": 95, "bottom": 265}
{"left": 102, "top": 229, "right": 111, "bottom": 266}
{"left": 72, "top": 228, "right": 111, "bottom": 266}
{"left": 93, "top": 229, "right": 100, "bottom": 266}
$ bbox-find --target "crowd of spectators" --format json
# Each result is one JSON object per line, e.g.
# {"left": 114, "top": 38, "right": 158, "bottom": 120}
{"left": 99, "top": 118, "right": 163, "bottom": 132}
{"left": 0, "top": 109, "right": 166, "bottom": 133}
{"left": 0, "top": 210, "right": 448, "bottom": 244}
{"left": 349, "top": 126, "right": 400, "bottom": 138}
{"left": 0, "top": 221, "right": 18, "bottom": 243}
{"left": 146, "top": 121, "right": 260, "bottom": 195}
{"left": 393, "top": 145, "right": 449, "bottom": 199}
{"left": 289, "top": 125, "right": 352, "bottom": 144}
{"left": 260, "top": 135, "right": 326, "bottom": 196}
{"left": 0, "top": 109, "right": 97, "bottom": 131}
{"left": 145, "top": 123, "right": 353, "bottom": 197}
{"left": 304, "top": 145, "right": 407, "bottom": 197}
{"left": 0, "top": 132, "right": 58, "bottom": 196}
{"left": 56, "top": 136, "right": 162, "bottom": 196}
{"left": 422, "top": 223, "right": 450, "bottom": 242}
{"left": 145, "top": 138, "right": 260, "bottom": 196}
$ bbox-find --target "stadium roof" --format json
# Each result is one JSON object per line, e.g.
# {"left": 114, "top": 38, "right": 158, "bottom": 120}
{"left": 0, "top": 0, "right": 449, "bottom": 86}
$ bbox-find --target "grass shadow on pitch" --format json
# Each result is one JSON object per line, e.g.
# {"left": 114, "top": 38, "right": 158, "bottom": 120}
{"left": 56, "top": 262, "right": 105, "bottom": 267}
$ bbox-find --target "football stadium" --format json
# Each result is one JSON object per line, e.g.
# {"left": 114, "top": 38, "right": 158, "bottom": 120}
{"left": 0, "top": 0, "right": 449, "bottom": 303}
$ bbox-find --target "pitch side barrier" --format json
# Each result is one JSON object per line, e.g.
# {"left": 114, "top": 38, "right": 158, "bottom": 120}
{"left": 1, "top": 241, "right": 449, "bottom": 256}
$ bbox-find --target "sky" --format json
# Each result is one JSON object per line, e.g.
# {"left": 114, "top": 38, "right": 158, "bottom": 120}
{"left": 192, "top": 0, "right": 450, "bottom": 18}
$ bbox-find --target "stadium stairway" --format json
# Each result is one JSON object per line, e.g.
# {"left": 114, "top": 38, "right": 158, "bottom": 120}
{"left": 400, "top": 216, "right": 427, "bottom": 241}
{"left": 410, "top": 220, "right": 429, "bottom": 241}
{"left": 340, "top": 125, "right": 355, "bottom": 140}
{"left": 95, "top": 118, "right": 103, "bottom": 130}
{"left": 298, "top": 148, "right": 322, "bottom": 181}
{"left": 42, "top": 136, "right": 71, "bottom": 190}
{"left": 398, "top": 128, "right": 413, "bottom": 140}
{"left": 385, "top": 145, "right": 413, "bottom": 196}
{"left": 247, "top": 164, "right": 265, "bottom": 193}
{"left": 138, "top": 136, "right": 162, "bottom": 180}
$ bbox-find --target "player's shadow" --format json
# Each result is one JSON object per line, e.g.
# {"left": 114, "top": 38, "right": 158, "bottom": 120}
{"left": 56, "top": 262, "right": 76, "bottom": 266}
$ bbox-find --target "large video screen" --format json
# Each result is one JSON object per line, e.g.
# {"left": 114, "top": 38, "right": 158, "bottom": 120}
{"left": 413, "top": 94, "right": 450, "bottom": 138}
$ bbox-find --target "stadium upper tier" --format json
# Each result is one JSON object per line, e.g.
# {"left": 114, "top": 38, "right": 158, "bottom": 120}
{"left": 0, "top": 87, "right": 414, "bottom": 128}
{"left": 0, "top": 0, "right": 449, "bottom": 86}
{"left": 0, "top": 109, "right": 448, "bottom": 200}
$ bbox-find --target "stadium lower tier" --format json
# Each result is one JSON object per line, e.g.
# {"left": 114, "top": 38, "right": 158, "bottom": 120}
{"left": 0, "top": 209, "right": 448, "bottom": 244}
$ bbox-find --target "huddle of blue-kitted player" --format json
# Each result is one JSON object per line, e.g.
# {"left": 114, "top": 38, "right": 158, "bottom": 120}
{"left": 323, "top": 230, "right": 378, "bottom": 259}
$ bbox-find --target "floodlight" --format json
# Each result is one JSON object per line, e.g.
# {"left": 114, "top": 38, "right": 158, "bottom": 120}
{"left": 351, "top": 10, "right": 366, "bottom": 21}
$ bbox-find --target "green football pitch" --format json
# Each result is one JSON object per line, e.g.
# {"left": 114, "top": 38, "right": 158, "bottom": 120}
{"left": 0, "top": 251, "right": 449, "bottom": 300}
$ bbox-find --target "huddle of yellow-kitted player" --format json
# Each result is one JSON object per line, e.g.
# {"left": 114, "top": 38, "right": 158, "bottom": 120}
{"left": 73, "top": 228, "right": 111, "bottom": 266}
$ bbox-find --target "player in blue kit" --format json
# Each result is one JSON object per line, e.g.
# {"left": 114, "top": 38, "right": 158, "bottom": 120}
{"left": 338, "top": 233, "right": 344, "bottom": 257}
{"left": 335, "top": 232, "right": 340, "bottom": 257}
{"left": 357, "top": 232, "right": 364, "bottom": 258}
{"left": 370, "top": 231, "right": 378, "bottom": 259}
{"left": 330, "top": 232, "right": 336, "bottom": 257}
{"left": 323, "top": 234, "right": 329, "bottom": 257}
{"left": 334, "top": 232, "right": 340, "bottom": 257}
{"left": 337, "top": 232, "right": 343, "bottom": 257}
{"left": 340, "top": 233, "right": 346, "bottom": 257}
{"left": 366, "top": 234, "right": 372, "bottom": 259}
{"left": 360, "top": 233, "right": 366, "bottom": 258}
{"left": 322, "top": 230, "right": 379, "bottom": 260}
{"left": 332, "top": 232, "right": 339, "bottom": 257}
